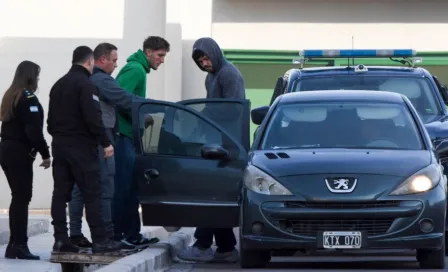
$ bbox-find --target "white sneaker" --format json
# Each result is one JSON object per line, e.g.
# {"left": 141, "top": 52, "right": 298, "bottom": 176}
{"left": 177, "top": 246, "right": 214, "bottom": 262}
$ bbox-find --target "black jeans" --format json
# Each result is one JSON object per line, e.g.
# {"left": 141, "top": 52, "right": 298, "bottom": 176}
{"left": 194, "top": 228, "right": 236, "bottom": 252}
{"left": 0, "top": 141, "right": 35, "bottom": 245}
{"left": 50, "top": 144, "right": 107, "bottom": 243}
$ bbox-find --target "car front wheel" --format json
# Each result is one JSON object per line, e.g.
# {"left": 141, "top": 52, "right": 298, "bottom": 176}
{"left": 417, "top": 243, "right": 445, "bottom": 269}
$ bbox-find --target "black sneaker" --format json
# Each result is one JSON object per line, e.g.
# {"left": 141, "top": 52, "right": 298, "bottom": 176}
{"left": 125, "top": 234, "right": 159, "bottom": 246}
{"left": 92, "top": 239, "right": 122, "bottom": 254}
{"left": 70, "top": 234, "right": 93, "bottom": 248}
{"left": 119, "top": 240, "right": 137, "bottom": 250}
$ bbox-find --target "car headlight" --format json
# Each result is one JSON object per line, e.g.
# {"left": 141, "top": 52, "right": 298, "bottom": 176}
{"left": 390, "top": 164, "right": 442, "bottom": 196}
{"left": 243, "top": 165, "right": 293, "bottom": 195}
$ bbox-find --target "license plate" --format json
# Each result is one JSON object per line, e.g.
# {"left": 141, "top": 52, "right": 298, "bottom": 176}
{"left": 323, "top": 231, "right": 362, "bottom": 249}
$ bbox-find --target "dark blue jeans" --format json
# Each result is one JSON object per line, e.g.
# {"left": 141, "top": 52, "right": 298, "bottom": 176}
{"left": 112, "top": 135, "right": 141, "bottom": 241}
{"left": 68, "top": 130, "right": 115, "bottom": 239}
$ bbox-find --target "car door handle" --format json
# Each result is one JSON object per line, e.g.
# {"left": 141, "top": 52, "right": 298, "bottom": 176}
{"left": 144, "top": 169, "right": 159, "bottom": 182}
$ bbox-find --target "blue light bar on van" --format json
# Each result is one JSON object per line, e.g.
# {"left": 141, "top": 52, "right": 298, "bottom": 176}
{"left": 299, "top": 49, "right": 417, "bottom": 58}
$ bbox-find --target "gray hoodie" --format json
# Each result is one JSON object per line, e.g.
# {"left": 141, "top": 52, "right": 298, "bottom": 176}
{"left": 192, "top": 38, "right": 246, "bottom": 122}
{"left": 192, "top": 38, "right": 246, "bottom": 142}
{"left": 192, "top": 38, "right": 245, "bottom": 100}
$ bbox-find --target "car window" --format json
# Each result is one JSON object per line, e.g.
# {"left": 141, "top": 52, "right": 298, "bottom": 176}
{"left": 261, "top": 102, "right": 424, "bottom": 150}
{"left": 293, "top": 76, "right": 442, "bottom": 123}
{"left": 182, "top": 101, "right": 244, "bottom": 144}
{"left": 138, "top": 104, "right": 240, "bottom": 157}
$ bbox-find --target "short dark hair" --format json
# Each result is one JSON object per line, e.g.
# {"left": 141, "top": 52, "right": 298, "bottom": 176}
{"left": 93, "top": 43, "right": 118, "bottom": 60}
{"left": 143, "top": 36, "right": 170, "bottom": 52}
{"left": 72, "top": 46, "right": 93, "bottom": 64}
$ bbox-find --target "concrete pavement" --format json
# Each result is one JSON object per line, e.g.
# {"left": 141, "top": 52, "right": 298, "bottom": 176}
{"left": 3, "top": 213, "right": 440, "bottom": 272}
{"left": 167, "top": 255, "right": 443, "bottom": 272}
{"left": 166, "top": 229, "right": 444, "bottom": 272}
{"left": 0, "top": 212, "right": 195, "bottom": 272}
{"left": 0, "top": 214, "right": 49, "bottom": 246}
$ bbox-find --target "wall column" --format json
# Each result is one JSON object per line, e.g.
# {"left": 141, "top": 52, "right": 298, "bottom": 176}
{"left": 122, "top": 0, "right": 166, "bottom": 100}
{"left": 167, "top": 0, "right": 213, "bottom": 100}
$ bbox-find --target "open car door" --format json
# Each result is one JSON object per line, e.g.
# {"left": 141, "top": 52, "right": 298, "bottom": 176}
{"left": 132, "top": 98, "right": 251, "bottom": 228}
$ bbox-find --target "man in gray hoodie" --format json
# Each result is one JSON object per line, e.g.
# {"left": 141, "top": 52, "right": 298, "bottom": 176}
{"left": 177, "top": 37, "right": 245, "bottom": 263}
{"left": 68, "top": 43, "right": 157, "bottom": 249}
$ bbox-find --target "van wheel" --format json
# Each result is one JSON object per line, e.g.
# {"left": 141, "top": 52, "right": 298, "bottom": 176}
{"left": 417, "top": 243, "right": 445, "bottom": 269}
{"left": 240, "top": 249, "right": 271, "bottom": 269}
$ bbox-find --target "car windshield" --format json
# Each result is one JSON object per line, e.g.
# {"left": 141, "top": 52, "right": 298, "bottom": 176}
{"left": 261, "top": 102, "right": 424, "bottom": 150}
{"left": 293, "top": 76, "right": 442, "bottom": 123}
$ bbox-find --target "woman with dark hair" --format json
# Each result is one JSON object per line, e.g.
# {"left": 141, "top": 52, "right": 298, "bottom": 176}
{"left": 0, "top": 60, "right": 51, "bottom": 260}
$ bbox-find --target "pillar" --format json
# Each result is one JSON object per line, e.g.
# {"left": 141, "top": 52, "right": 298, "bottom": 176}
{"left": 164, "top": 23, "right": 183, "bottom": 102}
{"left": 167, "top": 0, "right": 213, "bottom": 100}
{"left": 122, "top": 0, "right": 167, "bottom": 100}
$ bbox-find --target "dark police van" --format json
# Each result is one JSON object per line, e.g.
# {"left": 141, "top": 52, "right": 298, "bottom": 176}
{"left": 270, "top": 49, "right": 448, "bottom": 161}
{"left": 268, "top": 49, "right": 448, "bottom": 243}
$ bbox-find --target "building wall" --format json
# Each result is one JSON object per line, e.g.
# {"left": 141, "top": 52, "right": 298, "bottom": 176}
{"left": 212, "top": 0, "right": 448, "bottom": 51}
{"left": 1, "top": 0, "right": 447, "bottom": 209}
{"left": 212, "top": 0, "right": 448, "bottom": 109}
{"left": 0, "top": 0, "right": 185, "bottom": 209}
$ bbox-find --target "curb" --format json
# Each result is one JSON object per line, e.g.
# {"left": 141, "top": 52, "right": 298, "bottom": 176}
{"left": 0, "top": 218, "right": 49, "bottom": 246}
{"left": 96, "top": 228, "right": 195, "bottom": 272}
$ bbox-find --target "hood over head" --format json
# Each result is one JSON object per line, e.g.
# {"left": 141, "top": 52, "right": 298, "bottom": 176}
{"left": 192, "top": 37, "right": 224, "bottom": 73}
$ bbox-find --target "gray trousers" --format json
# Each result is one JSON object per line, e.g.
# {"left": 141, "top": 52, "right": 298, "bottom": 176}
{"left": 68, "top": 129, "right": 115, "bottom": 239}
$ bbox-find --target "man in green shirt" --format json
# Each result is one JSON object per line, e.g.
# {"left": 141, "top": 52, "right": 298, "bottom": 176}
{"left": 113, "top": 36, "right": 170, "bottom": 246}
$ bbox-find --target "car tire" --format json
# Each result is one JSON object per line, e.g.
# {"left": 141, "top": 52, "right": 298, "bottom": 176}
{"left": 445, "top": 231, "right": 448, "bottom": 256}
{"left": 417, "top": 243, "right": 445, "bottom": 269}
{"left": 239, "top": 248, "right": 271, "bottom": 269}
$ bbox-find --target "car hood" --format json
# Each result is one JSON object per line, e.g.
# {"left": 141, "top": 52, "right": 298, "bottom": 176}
{"left": 250, "top": 149, "right": 431, "bottom": 178}
{"left": 250, "top": 149, "right": 432, "bottom": 201}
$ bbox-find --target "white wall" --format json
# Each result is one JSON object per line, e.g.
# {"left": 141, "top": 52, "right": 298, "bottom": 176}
{"left": 3, "top": 0, "right": 446, "bottom": 209}
{"left": 167, "top": 0, "right": 213, "bottom": 100}
{"left": 0, "top": 0, "right": 183, "bottom": 209}
{"left": 212, "top": 0, "right": 448, "bottom": 51}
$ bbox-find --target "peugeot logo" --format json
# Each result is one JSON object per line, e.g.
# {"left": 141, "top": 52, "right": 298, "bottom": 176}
{"left": 325, "top": 178, "right": 357, "bottom": 193}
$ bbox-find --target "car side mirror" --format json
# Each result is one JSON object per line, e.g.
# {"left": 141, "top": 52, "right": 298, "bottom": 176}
{"left": 201, "top": 144, "right": 230, "bottom": 160}
{"left": 435, "top": 140, "right": 448, "bottom": 156}
{"left": 251, "top": 106, "right": 269, "bottom": 125}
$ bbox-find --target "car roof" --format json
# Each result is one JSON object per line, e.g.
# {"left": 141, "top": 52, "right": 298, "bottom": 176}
{"left": 295, "top": 66, "right": 429, "bottom": 78}
{"left": 278, "top": 90, "right": 406, "bottom": 104}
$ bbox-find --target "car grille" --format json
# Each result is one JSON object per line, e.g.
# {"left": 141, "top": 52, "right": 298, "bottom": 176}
{"left": 284, "top": 201, "right": 400, "bottom": 209}
{"left": 283, "top": 218, "right": 394, "bottom": 237}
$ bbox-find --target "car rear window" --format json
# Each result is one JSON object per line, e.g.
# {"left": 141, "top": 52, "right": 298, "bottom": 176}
{"left": 293, "top": 76, "right": 441, "bottom": 123}
{"left": 261, "top": 102, "right": 424, "bottom": 150}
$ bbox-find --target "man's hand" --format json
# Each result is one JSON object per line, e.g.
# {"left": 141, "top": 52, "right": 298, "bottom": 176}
{"left": 144, "top": 115, "right": 154, "bottom": 128}
{"left": 40, "top": 158, "right": 52, "bottom": 169}
{"left": 104, "top": 145, "right": 114, "bottom": 159}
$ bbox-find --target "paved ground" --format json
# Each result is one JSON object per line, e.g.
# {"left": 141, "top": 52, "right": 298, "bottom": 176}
{"left": 0, "top": 215, "right": 49, "bottom": 245}
{"left": 167, "top": 228, "right": 447, "bottom": 272}
{"left": 0, "top": 214, "right": 168, "bottom": 272}
{"left": 168, "top": 255, "right": 447, "bottom": 271}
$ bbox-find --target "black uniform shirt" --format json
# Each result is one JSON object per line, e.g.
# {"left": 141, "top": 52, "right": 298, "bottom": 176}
{"left": 0, "top": 89, "right": 50, "bottom": 159}
{"left": 47, "top": 65, "right": 111, "bottom": 148}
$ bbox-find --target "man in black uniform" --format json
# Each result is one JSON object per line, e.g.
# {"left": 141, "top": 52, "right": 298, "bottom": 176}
{"left": 47, "top": 46, "right": 121, "bottom": 253}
